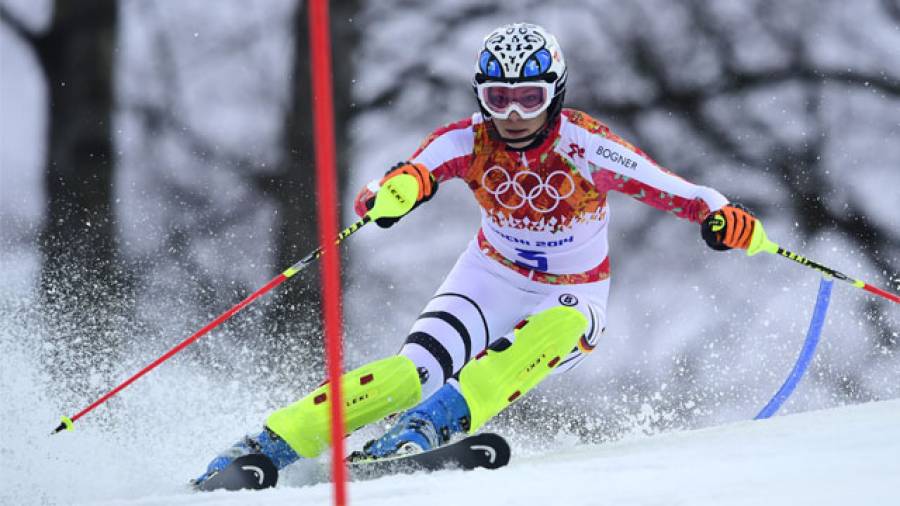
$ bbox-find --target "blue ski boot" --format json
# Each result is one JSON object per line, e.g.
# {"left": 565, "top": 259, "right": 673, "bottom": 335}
{"left": 360, "top": 382, "right": 471, "bottom": 459}
{"left": 192, "top": 427, "right": 300, "bottom": 487}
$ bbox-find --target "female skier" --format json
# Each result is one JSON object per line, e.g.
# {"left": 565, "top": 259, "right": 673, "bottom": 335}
{"left": 194, "top": 22, "right": 757, "bottom": 486}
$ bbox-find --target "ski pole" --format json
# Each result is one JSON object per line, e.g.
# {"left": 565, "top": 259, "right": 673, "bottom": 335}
{"left": 52, "top": 174, "right": 421, "bottom": 435}
{"left": 747, "top": 221, "right": 900, "bottom": 305}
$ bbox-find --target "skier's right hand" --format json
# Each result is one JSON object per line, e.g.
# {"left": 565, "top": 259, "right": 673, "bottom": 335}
{"left": 355, "top": 162, "right": 438, "bottom": 228}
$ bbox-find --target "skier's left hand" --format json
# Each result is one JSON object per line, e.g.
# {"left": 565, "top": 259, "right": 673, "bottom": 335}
{"left": 701, "top": 203, "right": 757, "bottom": 251}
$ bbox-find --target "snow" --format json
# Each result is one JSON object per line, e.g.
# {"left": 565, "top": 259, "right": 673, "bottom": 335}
{"left": 2, "top": 2, "right": 898, "bottom": 506}
{"left": 74, "top": 399, "right": 900, "bottom": 506}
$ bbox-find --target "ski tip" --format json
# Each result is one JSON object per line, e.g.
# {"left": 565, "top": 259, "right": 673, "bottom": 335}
{"left": 193, "top": 454, "right": 279, "bottom": 492}
{"left": 469, "top": 433, "right": 511, "bottom": 469}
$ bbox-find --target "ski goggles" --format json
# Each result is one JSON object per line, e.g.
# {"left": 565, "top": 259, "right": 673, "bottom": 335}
{"left": 476, "top": 81, "right": 555, "bottom": 120}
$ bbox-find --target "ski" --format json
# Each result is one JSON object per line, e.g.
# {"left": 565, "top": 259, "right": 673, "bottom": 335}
{"left": 192, "top": 453, "right": 279, "bottom": 492}
{"left": 348, "top": 432, "right": 511, "bottom": 481}
{"left": 194, "top": 433, "right": 510, "bottom": 491}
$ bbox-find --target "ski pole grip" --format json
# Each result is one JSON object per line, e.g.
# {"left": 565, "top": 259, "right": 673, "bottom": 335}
{"left": 365, "top": 173, "right": 419, "bottom": 222}
{"left": 747, "top": 220, "right": 779, "bottom": 257}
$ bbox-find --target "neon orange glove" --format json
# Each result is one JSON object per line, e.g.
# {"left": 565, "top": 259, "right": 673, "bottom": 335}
{"left": 379, "top": 162, "right": 437, "bottom": 202}
{"left": 701, "top": 204, "right": 757, "bottom": 251}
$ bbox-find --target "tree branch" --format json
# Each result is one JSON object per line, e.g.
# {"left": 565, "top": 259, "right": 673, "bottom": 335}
{"left": 597, "top": 65, "right": 900, "bottom": 121}
{"left": 0, "top": 2, "right": 39, "bottom": 47}
{"left": 883, "top": 0, "right": 900, "bottom": 21}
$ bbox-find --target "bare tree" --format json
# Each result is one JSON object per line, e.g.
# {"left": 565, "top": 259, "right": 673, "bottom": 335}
{"left": 104, "top": 1, "right": 362, "bottom": 380}
{"left": 2, "top": 0, "right": 126, "bottom": 389}
{"left": 264, "top": 0, "right": 360, "bottom": 353}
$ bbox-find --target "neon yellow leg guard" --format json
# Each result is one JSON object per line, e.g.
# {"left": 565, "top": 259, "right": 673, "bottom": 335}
{"left": 459, "top": 305, "right": 588, "bottom": 432}
{"left": 266, "top": 355, "right": 422, "bottom": 458}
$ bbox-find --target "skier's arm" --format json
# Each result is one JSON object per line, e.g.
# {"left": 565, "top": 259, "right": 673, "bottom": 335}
{"left": 353, "top": 117, "right": 475, "bottom": 222}
{"left": 587, "top": 127, "right": 759, "bottom": 250}
{"left": 588, "top": 131, "right": 728, "bottom": 224}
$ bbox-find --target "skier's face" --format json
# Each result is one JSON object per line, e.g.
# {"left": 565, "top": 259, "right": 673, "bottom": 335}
{"left": 493, "top": 110, "right": 548, "bottom": 148}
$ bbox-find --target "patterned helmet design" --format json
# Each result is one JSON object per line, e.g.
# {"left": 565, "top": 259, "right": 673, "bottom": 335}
{"left": 474, "top": 23, "right": 567, "bottom": 93}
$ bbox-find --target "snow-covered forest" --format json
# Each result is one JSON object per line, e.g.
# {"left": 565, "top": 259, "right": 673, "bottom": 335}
{"left": 1, "top": 1, "right": 898, "bottom": 504}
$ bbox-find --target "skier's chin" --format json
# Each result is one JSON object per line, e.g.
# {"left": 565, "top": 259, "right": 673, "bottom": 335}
{"left": 493, "top": 112, "right": 547, "bottom": 145}
{"left": 502, "top": 128, "right": 533, "bottom": 138}
{"left": 499, "top": 127, "right": 539, "bottom": 148}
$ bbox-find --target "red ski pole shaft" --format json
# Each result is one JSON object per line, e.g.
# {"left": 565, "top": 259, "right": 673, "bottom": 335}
{"left": 52, "top": 216, "right": 371, "bottom": 435}
{"left": 772, "top": 247, "right": 900, "bottom": 304}
{"left": 748, "top": 221, "right": 899, "bottom": 305}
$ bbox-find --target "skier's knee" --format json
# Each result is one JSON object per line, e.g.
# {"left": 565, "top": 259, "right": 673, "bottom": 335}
{"left": 549, "top": 323, "right": 605, "bottom": 376}
{"left": 457, "top": 305, "right": 588, "bottom": 432}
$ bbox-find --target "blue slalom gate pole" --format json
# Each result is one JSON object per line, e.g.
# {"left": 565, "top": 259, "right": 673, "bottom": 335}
{"left": 755, "top": 277, "right": 834, "bottom": 420}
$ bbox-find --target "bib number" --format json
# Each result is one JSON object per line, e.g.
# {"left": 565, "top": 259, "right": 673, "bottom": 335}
{"left": 515, "top": 249, "right": 549, "bottom": 272}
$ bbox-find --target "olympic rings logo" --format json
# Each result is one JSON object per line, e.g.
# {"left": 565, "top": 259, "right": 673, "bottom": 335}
{"left": 481, "top": 166, "right": 575, "bottom": 213}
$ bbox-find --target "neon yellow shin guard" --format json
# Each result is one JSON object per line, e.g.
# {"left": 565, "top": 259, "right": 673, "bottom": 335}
{"left": 459, "top": 306, "right": 588, "bottom": 432}
{"left": 266, "top": 355, "right": 422, "bottom": 458}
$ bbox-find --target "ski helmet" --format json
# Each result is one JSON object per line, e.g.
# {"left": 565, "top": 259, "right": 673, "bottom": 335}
{"left": 473, "top": 23, "right": 567, "bottom": 141}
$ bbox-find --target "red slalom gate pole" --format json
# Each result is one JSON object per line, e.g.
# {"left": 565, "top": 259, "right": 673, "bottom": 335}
{"left": 308, "top": 1, "right": 348, "bottom": 505}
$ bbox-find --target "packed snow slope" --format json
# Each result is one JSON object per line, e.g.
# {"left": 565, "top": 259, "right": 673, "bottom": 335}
{"left": 90, "top": 399, "right": 898, "bottom": 506}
